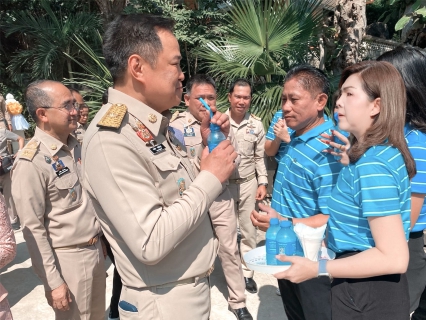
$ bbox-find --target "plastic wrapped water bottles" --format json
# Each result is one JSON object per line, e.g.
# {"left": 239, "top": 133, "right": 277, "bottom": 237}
{"left": 207, "top": 123, "right": 226, "bottom": 152}
{"left": 265, "top": 218, "right": 281, "bottom": 265}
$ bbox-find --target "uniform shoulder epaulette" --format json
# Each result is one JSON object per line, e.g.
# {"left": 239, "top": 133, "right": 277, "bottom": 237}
{"left": 97, "top": 103, "right": 127, "bottom": 129}
{"left": 250, "top": 114, "right": 261, "bottom": 121}
{"left": 170, "top": 110, "right": 180, "bottom": 123}
{"left": 19, "top": 139, "right": 40, "bottom": 161}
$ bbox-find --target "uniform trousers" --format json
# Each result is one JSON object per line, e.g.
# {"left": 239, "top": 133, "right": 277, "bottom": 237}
{"left": 119, "top": 277, "right": 210, "bottom": 320}
{"left": 209, "top": 187, "right": 246, "bottom": 309}
{"left": 53, "top": 240, "right": 105, "bottom": 320}
{"left": 228, "top": 177, "right": 258, "bottom": 278}
{"left": 408, "top": 231, "right": 426, "bottom": 318}
{"left": 0, "top": 173, "right": 17, "bottom": 224}
{"left": 278, "top": 277, "right": 331, "bottom": 320}
{"left": 332, "top": 252, "right": 409, "bottom": 320}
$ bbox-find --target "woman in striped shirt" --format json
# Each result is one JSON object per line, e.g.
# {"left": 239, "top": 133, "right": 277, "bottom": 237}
{"left": 275, "top": 60, "right": 415, "bottom": 319}
{"left": 378, "top": 45, "right": 426, "bottom": 319}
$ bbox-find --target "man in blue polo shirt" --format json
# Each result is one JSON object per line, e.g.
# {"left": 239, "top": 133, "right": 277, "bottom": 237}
{"left": 251, "top": 65, "right": 342, "bottom": 320}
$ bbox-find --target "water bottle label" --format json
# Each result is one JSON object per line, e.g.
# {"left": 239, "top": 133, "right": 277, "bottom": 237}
{"left": 266, "top": 239, "right": 277, "bottom": 254}
{"left": 278, "top": 243, "right": 296, "bottom": 256}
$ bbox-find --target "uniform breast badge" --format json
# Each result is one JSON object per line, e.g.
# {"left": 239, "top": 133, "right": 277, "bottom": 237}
{"left": 69, "top": 188, "right": 77, "bottom": 201}
{"left": 184, "top": 126, "right": 195, "bottom": 137}
{"left": 130, "top": 116, "right": 165, "bottom": 155}
{"left": 190, "top": 147, "right": 196, "bottom": 158}
{"left": 52, "top": 159, "right": 70, "bottom": 177}
{"left": 177, "top": 178, "right": 186, "bottom": 196}
{"left": 44, "top": 156, "right": 52, "bottom": 164}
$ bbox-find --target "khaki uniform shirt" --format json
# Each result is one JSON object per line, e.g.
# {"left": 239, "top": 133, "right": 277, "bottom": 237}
{"left": 228, "top": 111, "right": 268, "bottom": 184}
{"left": 81, "top": 88, "right": 222, "bottom": 288}
{"left": 73, "top": 122, "right": 87, "bottom": 144}
{"left": 0, "top": 95, "right": 11, "bottom": 129}
{"left": 11, "top": 128, "right": 101, "bottom": 291}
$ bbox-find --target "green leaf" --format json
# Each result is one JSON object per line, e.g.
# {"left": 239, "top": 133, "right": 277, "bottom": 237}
{"left": 395, "top": 15, "right": 411, "bottom": 31}
{"left": 415, "top": 7, "right": 426, "bottom": 16}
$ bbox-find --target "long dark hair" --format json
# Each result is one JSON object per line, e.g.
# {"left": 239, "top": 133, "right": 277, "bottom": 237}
{"left": 340, "top": 61, "right": 416, "bottom": 179}
{"left": 377, "top": 45, "right": 426, "bottom": 133}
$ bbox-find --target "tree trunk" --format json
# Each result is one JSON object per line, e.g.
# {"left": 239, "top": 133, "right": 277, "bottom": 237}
{"left": 95, "top": 0, "right": 128, "bottom": 27}
{"left": 330, "top": 0, "right": 366, "bottom": 74}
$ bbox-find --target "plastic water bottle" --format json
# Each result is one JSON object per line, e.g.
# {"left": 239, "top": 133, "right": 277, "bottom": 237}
{"left": 265, "top": 218, "right": 281, "bottom": 265}
{"left": 207, "top": 123, "right": 226, "bottom": 152}
{"left": 333, "top": 112, "right": 349, "bottom": 160}
{"left": 276, "top": 220, "right": 297, "bottom": 265}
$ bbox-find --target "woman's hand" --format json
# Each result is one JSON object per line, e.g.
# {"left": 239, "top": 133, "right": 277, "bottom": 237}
{"left": 274, "top": 255, "right": 318, "bottom": 283}
{"left": 320, "top": 130, "right": 350, "bottom": 165}
{"left": 273, "top": 119, "right": 291, "bottom": 143}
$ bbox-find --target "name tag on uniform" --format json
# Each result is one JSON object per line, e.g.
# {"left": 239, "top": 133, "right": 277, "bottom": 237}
{"left": 184, "top": 127, "right": 195, "bottom": 137}
{"left": 150, "top": 144, "right": 166, "bottom": 155}
{"left": 56, "top": 167, "right": 70, "bottom": 177}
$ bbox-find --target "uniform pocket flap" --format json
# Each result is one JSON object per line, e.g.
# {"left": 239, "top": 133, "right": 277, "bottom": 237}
{"left": 243, "top": 134, "right": 257, "bottom": 142}
{"left": 152, "top": 154, "right": 181, "bottom": 172}
{"left": 54, "top": 173, "right": 78, "bottom": 190}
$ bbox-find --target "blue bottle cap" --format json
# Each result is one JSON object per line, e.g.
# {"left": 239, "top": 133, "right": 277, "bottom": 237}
{"left": 334, "top": 112, "right": 339, "bottom": 122}
{"left": 270, "top": 218, "right": 279, "bottom": 225}
{"left": 280, "top": 220, "right": 292, "bottom": 228}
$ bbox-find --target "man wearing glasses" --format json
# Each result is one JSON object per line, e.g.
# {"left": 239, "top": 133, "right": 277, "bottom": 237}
{"left": 67, "top": 87, "right": 90, "bottom": 145}
{"left": 11, "top": 80, "right": 105, "bottom": 320}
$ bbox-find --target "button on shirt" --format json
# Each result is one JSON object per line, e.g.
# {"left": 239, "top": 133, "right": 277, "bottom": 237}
{"left": 11, "top": 128, "right": 100, "bottom": 290}
{"left": 81, "top": 88, "right": 223, "bottom": 289}
{"left": 271, "top": 120, "right": 342, "bottom": 218}
{"left": 405, "top": 124, "right": 426, "bottom": 232}
{"left": 327, "top": 145, "right": 411, "bottom": 253}
{"left": 227, "top": 111, "right": 268, "bottom": 184}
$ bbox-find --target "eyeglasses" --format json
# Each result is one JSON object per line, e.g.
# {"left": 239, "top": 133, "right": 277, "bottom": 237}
{"left": 78, "top": 103, "right": 89, "bottom": 109}
{"left": 42, "top": 101, "right": 80, "bottom": 114}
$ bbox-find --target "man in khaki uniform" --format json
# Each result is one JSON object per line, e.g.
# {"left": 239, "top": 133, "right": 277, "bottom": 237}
{"left": 227, "top": 79, "right": 268, "bottom": 293}
{"left": 68, "top": 87, "right": 89, "bottom": 145}
{"left": 81, "top": 14, "right": 237, "bottom": 320}
{"left": 170, "top": 74, "right": 252, "bottom": 320}
{"left": 11, "top": 80, "right": 105, "bottom": 320}
{"left": 0, "top": 94, "right": 12, "bottom": 130}
{"left": 0, "top": 128, "right": 24, "bottom": 227}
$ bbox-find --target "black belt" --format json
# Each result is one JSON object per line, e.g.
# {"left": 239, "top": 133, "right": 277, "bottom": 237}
{"left": 409, "top": 231, "right": 424, "bottom": 239}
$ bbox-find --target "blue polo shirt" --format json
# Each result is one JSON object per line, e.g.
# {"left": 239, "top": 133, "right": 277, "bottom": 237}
{"left": 327, "top": 145, "right": 411, "bottom": 253}
{"left": 405, "top": 124, "right": 426, "bottom": 232}
{"left": 271, "top": 120, "right": 342, "bottom": 218}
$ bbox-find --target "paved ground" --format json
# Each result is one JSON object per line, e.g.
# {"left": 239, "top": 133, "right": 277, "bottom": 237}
{"left": 3, "top": 229, "right": 286, "bottom": 320}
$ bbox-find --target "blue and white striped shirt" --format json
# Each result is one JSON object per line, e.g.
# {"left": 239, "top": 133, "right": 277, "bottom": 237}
{"left": 327, "top": 145, "right": 411, "bottom": 253}
{"left": 271, "top": 120, "right": 342, "bottom": 219}
{"left": 405, "top": 124, "right": 426, "bottom": 232}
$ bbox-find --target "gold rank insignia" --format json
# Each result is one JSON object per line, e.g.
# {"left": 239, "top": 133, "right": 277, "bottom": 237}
{"left": 97, "top": 103, "right": 127, "bottom": 129}
{"left": 50, "top": 144, "right": 57, "bottom": 150}
{"left": 250, "top": 114, "right": 261, "bottom": 121}
{"left": 26, "top": 140, "right": 39, "bottom": 149}
{"left": 20, "top": 139, "right": 40, "bottom": 161}
{"left": 148, "top": 113, "right": 157, "bottom": 123}
{"left": 170, "top": 111, "right": 179, "bottom": 123}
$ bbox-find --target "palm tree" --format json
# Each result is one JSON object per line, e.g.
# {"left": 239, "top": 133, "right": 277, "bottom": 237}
{"left": 4, "top": 0, "right": 101, "bottom": 86}
{"left": 197, "top": 0, "right": 324, "bottom": 127}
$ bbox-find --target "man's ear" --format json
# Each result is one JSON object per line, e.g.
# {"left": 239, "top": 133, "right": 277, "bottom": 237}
{"left": 227, "top": 93, "right": 232, "bottom": 103}
{"left": 371, "top": 98, "right": 381, "bottom": 117}
{"left": 184, "top": 94, "right": 191, "bottom": 107}
{"left": 316, "top": 93, "right": 328, "bottom": 112}
{"left": 128, "top": 54, "right": 147, "bottom": 83}
{"left": 35, "top": 108, "right": 48, "bottom": 124}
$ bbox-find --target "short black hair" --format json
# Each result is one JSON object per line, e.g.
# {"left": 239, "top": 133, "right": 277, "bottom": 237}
{"left": 102, "top": 89, "right": 109, "bottom": 105}
{"left": 228, "top": 78, "right": 252, "bottom": 95}
{"left": 377, "top": 45, "right": 426, "bottom": 133}
{"left": 186, "top": 74, "right": 216, "bottom": 95}
{"left": 25, "top": 80, "right": 57, "bottom": 122}
{"left": 103, "top": 14, "right": 175, "bottom": 84}
{"left": 284, "top": 65, "right": 330, "bottom": 97}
